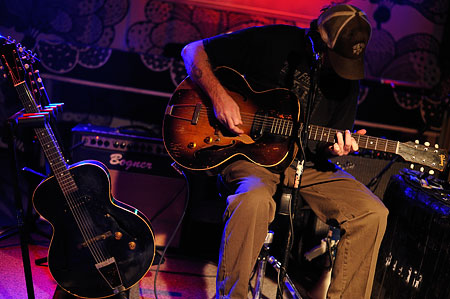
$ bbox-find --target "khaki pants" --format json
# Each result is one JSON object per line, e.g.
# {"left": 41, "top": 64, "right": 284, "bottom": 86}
{"left": 216, "top": 160, "right": 388, "bottom": 299}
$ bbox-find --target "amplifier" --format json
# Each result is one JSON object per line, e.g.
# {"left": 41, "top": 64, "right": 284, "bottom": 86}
{"left": 71, "top": 124, "right": 186, "bottom": 248}
{"left": 330, "top": 153, "right": 409, "bottom": 199}
{"left": 71, "top": 124, "right": 174, "bottom": 177}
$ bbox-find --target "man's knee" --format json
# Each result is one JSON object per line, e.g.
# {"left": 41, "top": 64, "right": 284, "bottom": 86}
{"left": 225, "top": 182, "right": 276, "bottom": 221}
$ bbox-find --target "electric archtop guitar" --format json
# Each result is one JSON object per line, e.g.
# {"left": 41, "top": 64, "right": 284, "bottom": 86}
{"left": 163, "top": 66, "right": 448, "bottom": 173}
{"left": 0, "top": 35, "right": 155, "bottom": 298}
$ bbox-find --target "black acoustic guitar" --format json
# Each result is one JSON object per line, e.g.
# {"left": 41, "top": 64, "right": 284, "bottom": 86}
{"left": 163, "top": 66, "right": 448, "bottom": 173}
{"left": 0, "top": 35, "right": 155, "bottom": 298}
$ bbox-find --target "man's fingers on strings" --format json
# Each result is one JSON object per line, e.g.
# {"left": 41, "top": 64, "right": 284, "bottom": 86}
{"left": 343, "top": 130, "right": 352, "bottom": 152}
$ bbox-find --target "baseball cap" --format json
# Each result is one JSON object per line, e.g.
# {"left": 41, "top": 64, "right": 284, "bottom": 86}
{"left": 317, "top": 4, "right": 372, "bottom": 80}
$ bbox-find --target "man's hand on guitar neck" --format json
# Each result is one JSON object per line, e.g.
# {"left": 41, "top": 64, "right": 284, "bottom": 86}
{"left": 328, "top": 129, "right": 366, "bottom": 156}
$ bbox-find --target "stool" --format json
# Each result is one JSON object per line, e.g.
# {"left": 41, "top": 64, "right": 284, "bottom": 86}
{"left": 216, "top": 174, "right": 338, "bottom": 299}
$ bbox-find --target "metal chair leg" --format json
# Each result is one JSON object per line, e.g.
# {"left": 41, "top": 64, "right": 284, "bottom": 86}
{"left": 252, "top": 231, "right": 274, "bottom": 299}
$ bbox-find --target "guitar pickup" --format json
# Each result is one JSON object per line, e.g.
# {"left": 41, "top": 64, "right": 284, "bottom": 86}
{"left": 80, "top": 231, "right": 113, "bottom": 248}
{"left": 191, "top": 103, "right": 202, "bottom": 125}
{"left": 164, "top": 103, "right": 202, "bottom": 124}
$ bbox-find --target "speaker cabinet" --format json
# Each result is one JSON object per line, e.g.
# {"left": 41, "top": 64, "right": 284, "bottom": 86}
{"left": 71, "top": 124, "right": 187, "bottom": 248}
{"left": 330, "top": 154, "right": 409, "bottom": 199}
{"left": 372, "top": 174, "right": 450, "bottom": 298}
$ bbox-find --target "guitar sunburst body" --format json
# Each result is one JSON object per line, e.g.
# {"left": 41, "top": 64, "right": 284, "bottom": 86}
{"left": 164, "top": 66, "right": 300, "bottom": 172}
{"left": 33, "top": 161, "right": 155, "bottom": 298}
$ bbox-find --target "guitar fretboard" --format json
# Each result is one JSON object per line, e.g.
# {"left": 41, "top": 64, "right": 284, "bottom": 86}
{"left": 308, "top": 125, "right": 399, "bottom": 154}
{"left": 266, "top": 117, "right": 398, "bottom": 154}
{"left": 16, "top": 82, "right": 78, "bottom": 195}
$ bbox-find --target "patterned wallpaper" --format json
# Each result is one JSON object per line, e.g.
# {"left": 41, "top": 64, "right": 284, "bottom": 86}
{"left": 0, "top": 0, "right": 448, "bottom": 139}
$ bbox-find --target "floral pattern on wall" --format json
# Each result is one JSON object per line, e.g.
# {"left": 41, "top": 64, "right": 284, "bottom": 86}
{"left": 0, "top": 0, "right": 448, "bottom": 134}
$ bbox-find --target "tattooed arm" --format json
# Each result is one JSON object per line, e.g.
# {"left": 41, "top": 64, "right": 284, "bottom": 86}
{"left": 181, "top": 40, "right": 243, "bottom": 134}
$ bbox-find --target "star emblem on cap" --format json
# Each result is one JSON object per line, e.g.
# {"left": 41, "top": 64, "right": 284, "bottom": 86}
{"left": 352, "top": 42, "right": 366, "bottom": 56}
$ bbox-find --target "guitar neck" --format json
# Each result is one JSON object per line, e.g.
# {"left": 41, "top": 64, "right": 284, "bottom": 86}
{"left": 307, "top": 124, "right": 398, "bottom": 154}
{"left": 16, "top": 82, "right": 77, "bottom": 194}
{"left": 264, "top": 116, "right": 399, "bottom": 154}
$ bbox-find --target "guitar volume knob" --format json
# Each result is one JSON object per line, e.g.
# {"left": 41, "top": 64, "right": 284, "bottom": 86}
{"left": 188, "top": 142, "right": 197, "bottom": 149}
{"left": 115, "top": 232, "right": 123, "bottom": 240}
{"left": 128, "top": 241, "right": 136, "bottom": 250}
{"left": 204, "top": 136, "right": 213, "bottom": 144}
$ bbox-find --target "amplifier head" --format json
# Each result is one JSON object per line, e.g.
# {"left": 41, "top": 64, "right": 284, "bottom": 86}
{"left": 71, "top": 123, "right": 177, "bottom": 177}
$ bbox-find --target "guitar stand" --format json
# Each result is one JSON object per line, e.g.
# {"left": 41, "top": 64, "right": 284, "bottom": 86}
{"left": 4, "top": 106, "right": 61, "bottom": 299}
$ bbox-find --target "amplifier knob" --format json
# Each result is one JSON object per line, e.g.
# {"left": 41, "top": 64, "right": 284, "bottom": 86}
{"left": 104, "top": 141, "right": 110, "bottom": 147}
{"left": 113, "top": 141, "right": 119, "bottom": 148}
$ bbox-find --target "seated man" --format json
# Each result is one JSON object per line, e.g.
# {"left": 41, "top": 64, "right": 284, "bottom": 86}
{"left": 181, "top": 4, "right": 388, "bottom": 299}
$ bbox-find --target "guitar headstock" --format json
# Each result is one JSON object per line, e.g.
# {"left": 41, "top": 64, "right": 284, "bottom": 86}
{"left": 1, "top": 35, "right": 50, "bottom": 107}
{"left": 398, "top": 140, "right": 448, "bottom": 173}
{"left": 0, "top": 34, "right": 27, "bottom": 86}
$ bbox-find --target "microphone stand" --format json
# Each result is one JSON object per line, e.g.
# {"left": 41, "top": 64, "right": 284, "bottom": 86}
{"left": 276, "top": 33, "right": 323, "bottom": 299}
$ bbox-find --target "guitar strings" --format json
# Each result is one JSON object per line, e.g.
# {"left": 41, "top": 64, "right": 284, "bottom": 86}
{"left": 20, "top": 81, "right": 109, "bottom": 265}
{"left": 192, "top": 107, "right": 399, "bottom": 152}
{"left": 11, "top": 50, "right": 113, "bottom": 278}
{"left": 40, "top": 122, "right": 109, "bottom": 264}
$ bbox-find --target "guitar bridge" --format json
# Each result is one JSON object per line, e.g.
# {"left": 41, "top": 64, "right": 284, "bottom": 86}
{"left": 95, "top": 257, "right": 123, "bottom": 290}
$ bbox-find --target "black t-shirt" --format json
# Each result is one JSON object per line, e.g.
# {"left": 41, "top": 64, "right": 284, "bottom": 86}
{"left": 203, "top": 24, "right": 359, "bottom": 163}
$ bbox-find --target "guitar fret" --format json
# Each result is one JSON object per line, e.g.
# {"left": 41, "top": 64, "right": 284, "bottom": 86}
{"left": 282, "top": 119, "right": 287, "bottom": 135}
{"left": 324, "top": 128, "right": 330, "bottom": 142}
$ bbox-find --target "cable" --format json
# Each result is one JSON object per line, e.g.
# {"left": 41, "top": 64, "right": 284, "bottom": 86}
{"left": 153, "top": 163, "right": 190, "bottom": 299}
{"left": 149, "top": 182, "right": 186, "bottom": 223}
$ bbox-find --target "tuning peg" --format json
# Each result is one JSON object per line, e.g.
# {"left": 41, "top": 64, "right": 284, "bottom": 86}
{"left": 420, "top": 167, "right": 424, "bottom": 172}
{"left": 410, "top": 164, "right": 415, "bottom": 169}
{"left": 424, "top": 141, "right": 430, "bottom": 146}
{"left": 429, "top": 170, "right": 435, "bottom": 175}
{"left": 415, "top": 140, "right": 420, "bottom": 144}
{"left": 435, "top": 144, "right": 439, "bottom": 148}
